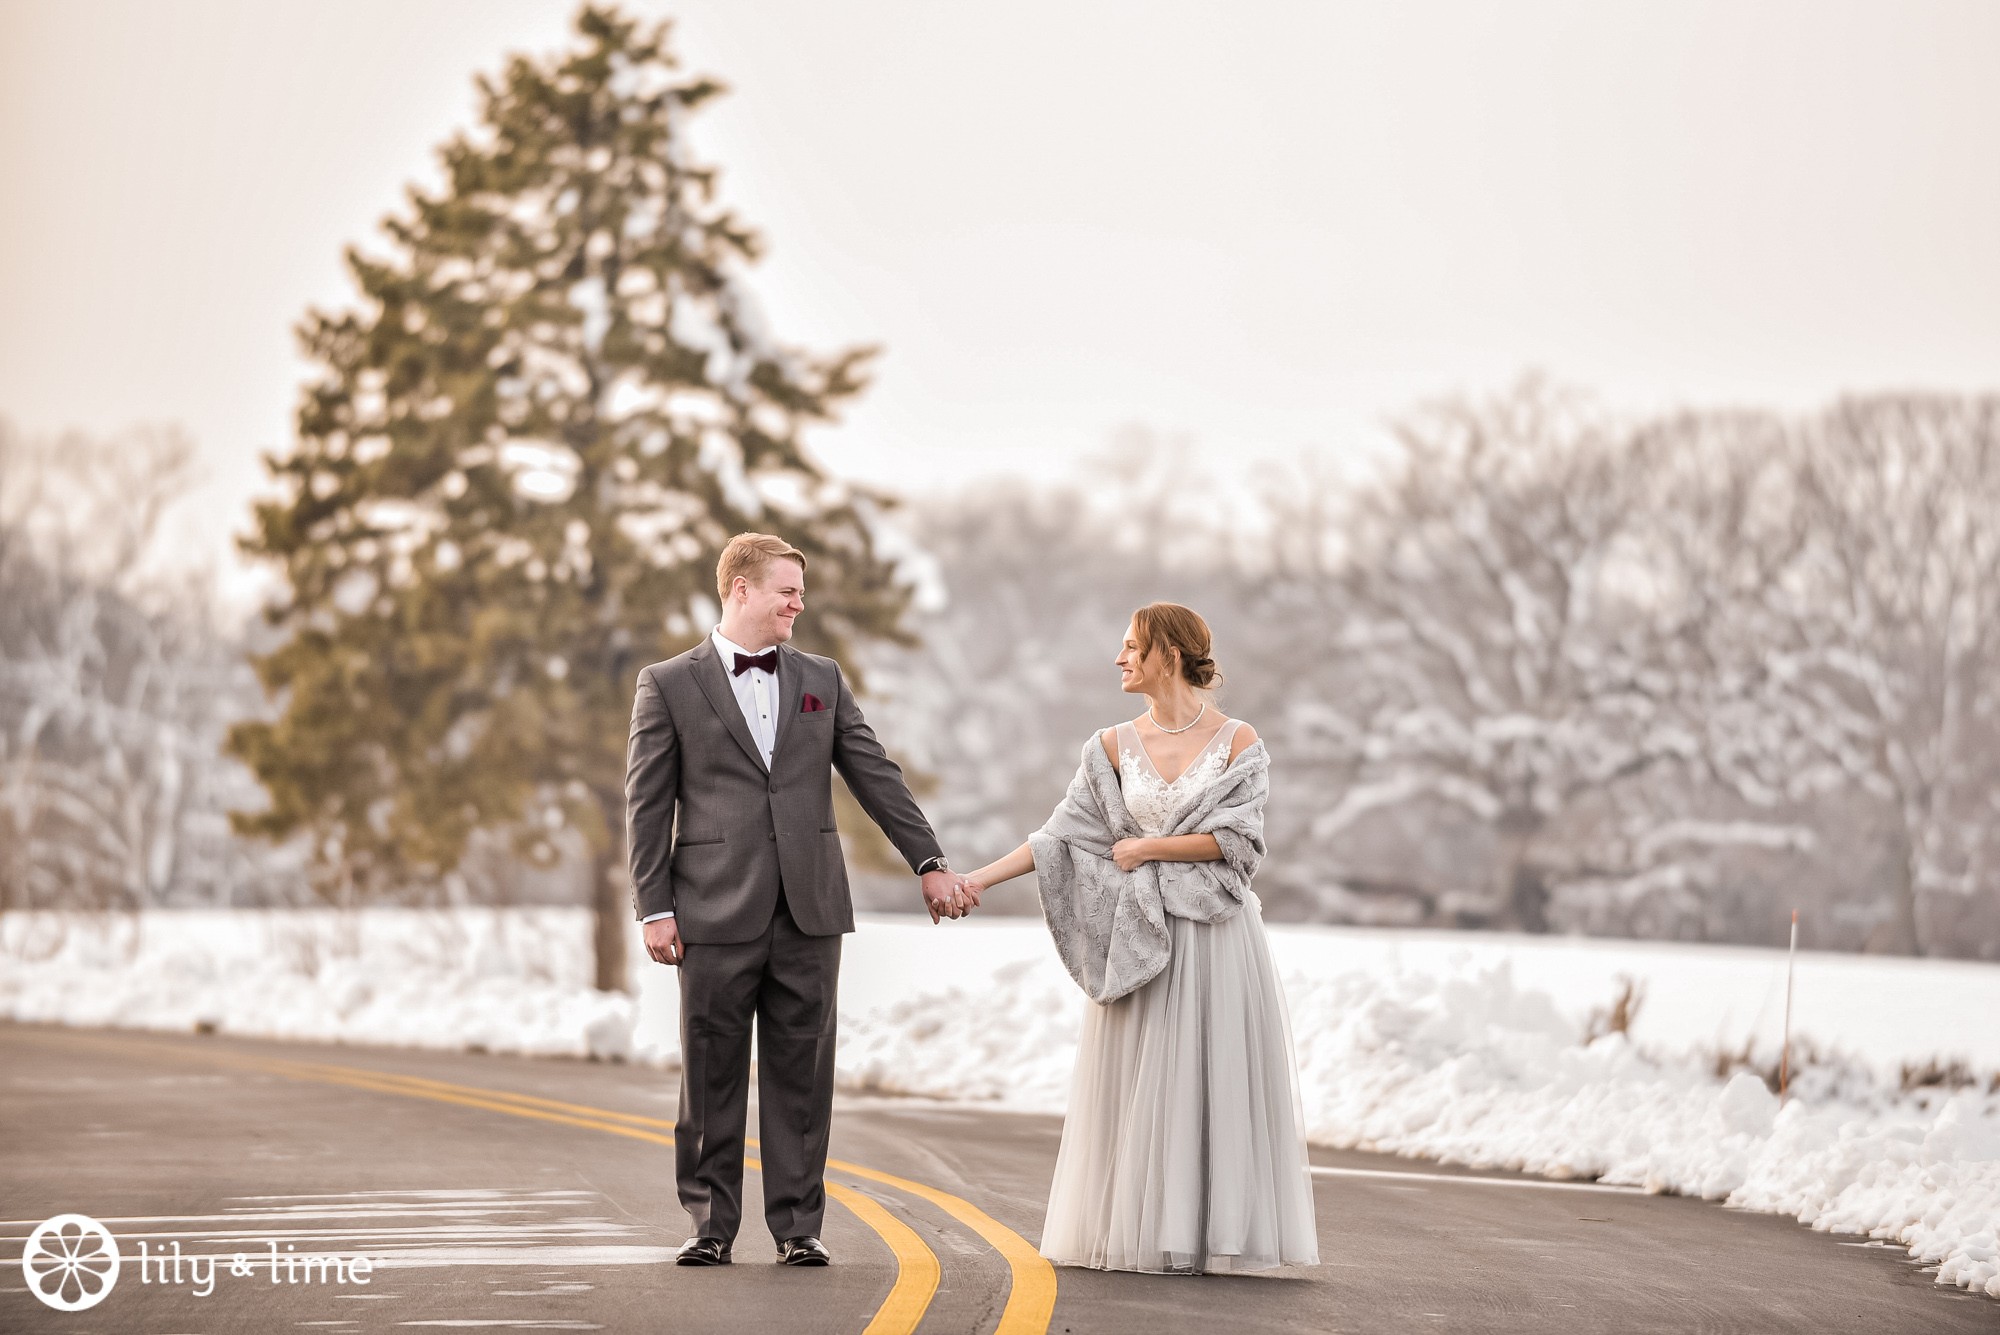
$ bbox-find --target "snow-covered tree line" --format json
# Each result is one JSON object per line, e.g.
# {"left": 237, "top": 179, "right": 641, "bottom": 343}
{"left": 0, "top": 418, "right": 621, "bottom": 921}
{"left": 866, "top": 382, "right": 2000, "bottom": 959}
{"left": 0, "top": 421, "right": 298, "bottom": 913}
{"left": 8, "top": 378, "right": 1997, "bottom": 960}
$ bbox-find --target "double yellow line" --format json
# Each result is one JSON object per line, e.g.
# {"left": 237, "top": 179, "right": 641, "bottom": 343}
{"left": 29, "top": 1030, "right": 1057, "bottom": 1335}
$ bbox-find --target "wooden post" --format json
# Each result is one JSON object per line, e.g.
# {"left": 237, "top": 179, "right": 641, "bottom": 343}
{"left": 1780, "top": 909, "right": 1798, "bottom": 1102}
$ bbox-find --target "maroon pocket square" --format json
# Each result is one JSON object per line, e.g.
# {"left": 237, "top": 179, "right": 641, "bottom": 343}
{"left": 800, "top": 694, "right": 826, "bottom": 713}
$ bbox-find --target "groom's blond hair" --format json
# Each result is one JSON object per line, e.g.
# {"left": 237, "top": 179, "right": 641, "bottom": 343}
{"left": 717, "top": 532, "right": 807, "bottom": 602}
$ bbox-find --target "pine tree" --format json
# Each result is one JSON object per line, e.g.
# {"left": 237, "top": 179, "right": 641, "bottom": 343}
{"left": 227, "top": 5, "right": 912, "bottom": 991}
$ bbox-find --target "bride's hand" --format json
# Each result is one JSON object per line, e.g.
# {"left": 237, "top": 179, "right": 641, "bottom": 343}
{"left": 1111, "top": 839, "right": 1151, "bottom": 872}
{"left": 957, "top": 874, "right": 986, "bottom": 907}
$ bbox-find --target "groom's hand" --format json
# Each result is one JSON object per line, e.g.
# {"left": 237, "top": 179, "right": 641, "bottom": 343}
{"left": 920, "top": 870, "right": 970, "bottom": 923}
{"left": 643, "top": 916, "right": 684, "bottom": 967}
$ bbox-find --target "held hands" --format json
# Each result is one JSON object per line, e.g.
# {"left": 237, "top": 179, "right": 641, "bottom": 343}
{"left": 921, "top": 869, "right": 982, "bottom": 923}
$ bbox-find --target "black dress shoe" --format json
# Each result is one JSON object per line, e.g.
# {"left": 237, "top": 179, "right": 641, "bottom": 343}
{"left": 776, "top": 1235, "right": 830, "bottom": 1266}
{"left": 676, "top": 1236, "right": 732, "bottom": 1266}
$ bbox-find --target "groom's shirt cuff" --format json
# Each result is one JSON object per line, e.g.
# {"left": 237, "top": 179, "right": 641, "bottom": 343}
{"left": 641, "top": 910, "right": 675, "bottom": 923}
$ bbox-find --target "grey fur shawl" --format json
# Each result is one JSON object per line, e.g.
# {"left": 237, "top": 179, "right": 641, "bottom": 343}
{"left": 1029, "top": 733, "right": 1270, "bottom": 1003}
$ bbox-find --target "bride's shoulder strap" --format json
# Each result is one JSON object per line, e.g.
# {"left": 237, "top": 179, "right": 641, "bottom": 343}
{"left": 1104, "top": 719, "right": 1144, "bottom": 766}
{"left": 1223, "top": 717, "right": 1258, "bottom": 762}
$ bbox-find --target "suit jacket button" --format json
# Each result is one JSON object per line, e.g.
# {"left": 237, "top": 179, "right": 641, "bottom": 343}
{"left": 768, "top": 831, "right": 776, "bottom": 840}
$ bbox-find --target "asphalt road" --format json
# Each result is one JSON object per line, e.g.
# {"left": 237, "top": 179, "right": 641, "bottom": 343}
{"left": 1, "top": 1022, "right": 1992, "bottom": 1334}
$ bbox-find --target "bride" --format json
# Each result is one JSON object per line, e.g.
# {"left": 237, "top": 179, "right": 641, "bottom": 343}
{"left": 962, "top": 603, "right": 1320, "bottom": 1275}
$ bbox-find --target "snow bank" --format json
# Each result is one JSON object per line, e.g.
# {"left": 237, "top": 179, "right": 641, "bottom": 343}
{"left": 4, "top": 908, "right": 1995, "bottom": 1298}
{"left": 0, "top": 908, "right": 634, "bottom": 1062}
{"left": 837, "top": 923, "right": 2000, "bottom": 1301}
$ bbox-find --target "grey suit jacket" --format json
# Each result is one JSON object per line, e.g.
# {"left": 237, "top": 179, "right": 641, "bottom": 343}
{"left": 624, "top": 638, "right": 944, "bottom": 942}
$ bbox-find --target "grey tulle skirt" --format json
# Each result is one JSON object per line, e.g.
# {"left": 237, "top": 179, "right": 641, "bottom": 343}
{"left": 1038, "top": 891, "right": 1321, "bottom": 1274}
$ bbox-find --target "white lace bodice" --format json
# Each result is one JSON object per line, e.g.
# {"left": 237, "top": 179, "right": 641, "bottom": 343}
{"left": 1115, "top": 718, "right": 1244, "bottom": 836}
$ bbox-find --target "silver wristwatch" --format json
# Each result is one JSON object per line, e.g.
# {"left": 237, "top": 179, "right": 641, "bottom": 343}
{"left": 918, "top": 855, "right": 951, "bottom": 875}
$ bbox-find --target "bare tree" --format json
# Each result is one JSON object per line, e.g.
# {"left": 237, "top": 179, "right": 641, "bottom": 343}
{"left": 1257, "top": 378, "right": 1812, "bottom": 933}
{"left": 860, "top": 453, "right": 1252, "bottom": 912}
{"left": 0, "top": 420, "right": 288, "bottom": 912}
{"left": 1738, "top": 395, "right": 2000, "bottom": 954}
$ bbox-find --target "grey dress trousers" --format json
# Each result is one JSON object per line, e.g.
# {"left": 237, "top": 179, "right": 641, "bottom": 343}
{"left": 625, "top": 637, "right": 943, "bottom": 1243}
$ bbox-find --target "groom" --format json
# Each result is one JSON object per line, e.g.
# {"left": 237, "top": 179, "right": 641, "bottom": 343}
{"left": 626, "top": 532, "right": 975, "bottom": 1268}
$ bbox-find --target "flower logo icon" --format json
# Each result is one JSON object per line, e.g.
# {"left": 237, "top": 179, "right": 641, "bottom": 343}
{"left": 22, "top": 1213, "right": 121, "bottom": 1311}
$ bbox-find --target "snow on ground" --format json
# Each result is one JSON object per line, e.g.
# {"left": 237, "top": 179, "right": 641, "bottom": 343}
{"left": 3, "top": 906, "right": 1996, "bottom": 1297}
{"left": 0, "top": 908, "right": 633, "bottom": 1061}
{"left": 835, "top": 915, "right": 2000, "bottom": 1301}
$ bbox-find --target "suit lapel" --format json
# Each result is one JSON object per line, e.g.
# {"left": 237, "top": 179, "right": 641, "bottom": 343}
{"left": 689, "top": 639, "right": 769, "bottom": 773}
{"left": 770, "top": 643, "right": 810, "bottom": 765}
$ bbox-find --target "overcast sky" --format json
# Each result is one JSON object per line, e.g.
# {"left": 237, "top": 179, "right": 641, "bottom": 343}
{"left": 3, "top": 0, "right": 1998, "bottom": 611}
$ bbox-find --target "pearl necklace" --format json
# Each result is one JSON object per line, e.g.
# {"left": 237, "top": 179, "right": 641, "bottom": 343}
{"left": 1148, "top": 702, "right": 1207, "bottom": 735}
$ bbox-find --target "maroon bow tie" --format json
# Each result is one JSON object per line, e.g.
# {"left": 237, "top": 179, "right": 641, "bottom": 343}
{"left": 732, "top": 650, "right": 778, "bottom": 676}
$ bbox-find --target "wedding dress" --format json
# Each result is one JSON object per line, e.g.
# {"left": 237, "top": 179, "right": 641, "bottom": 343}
{"left": 1037, "top": 718, "right": 1321, "bottom": 1274}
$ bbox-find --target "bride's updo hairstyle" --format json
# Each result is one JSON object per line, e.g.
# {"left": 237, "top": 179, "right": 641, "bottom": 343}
{"left": 1132, "top": 602, "right": 1223, "bottom": 690}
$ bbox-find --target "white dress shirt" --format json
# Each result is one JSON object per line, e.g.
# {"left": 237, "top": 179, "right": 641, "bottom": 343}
{"left": 642, "top": 628, "right": 779, "bottom": 925}
{"left": 710, "top": 626, "right": 781, "bottom": 768}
